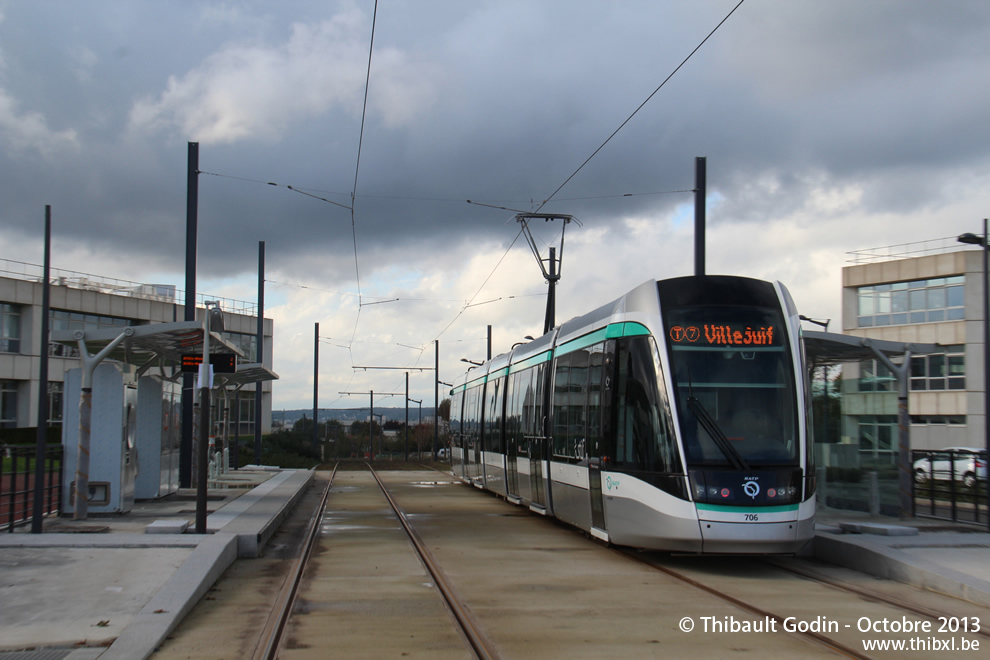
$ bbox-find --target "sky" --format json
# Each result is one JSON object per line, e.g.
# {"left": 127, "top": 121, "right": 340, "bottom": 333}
{"left": 2, "top": 0, "right": 990, "bottom": 413}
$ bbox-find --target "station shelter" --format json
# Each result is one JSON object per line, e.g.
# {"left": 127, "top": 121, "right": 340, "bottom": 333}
{"left": 803, "top": 329, "right": 939, "bottom": 516}
{"left": 52, "top": 321, "right": 277, "bottom": 516}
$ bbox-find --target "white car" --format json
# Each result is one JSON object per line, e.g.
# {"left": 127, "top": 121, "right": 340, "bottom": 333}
{"left": 914, "top": 447, "right": 987, "bottom": 488}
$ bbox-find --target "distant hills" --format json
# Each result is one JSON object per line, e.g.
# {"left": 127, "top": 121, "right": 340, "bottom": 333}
{"left": 274, "top": 407, "right": 437, "bottom": 425}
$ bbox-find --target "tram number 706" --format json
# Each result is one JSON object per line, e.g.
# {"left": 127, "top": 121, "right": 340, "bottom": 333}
{"left": 744, "top": 513, "right": 759, "bottom": 522}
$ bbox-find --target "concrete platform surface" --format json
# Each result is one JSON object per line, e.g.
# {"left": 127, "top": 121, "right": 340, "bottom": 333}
{"left": 1, "top": 477, "right": 988, "bottom": 659}
{"left": 0, "top": 467, "right": 313, "bottom": 660}
{"left": 814, "top": 507, "right": 990, "bottom": 607}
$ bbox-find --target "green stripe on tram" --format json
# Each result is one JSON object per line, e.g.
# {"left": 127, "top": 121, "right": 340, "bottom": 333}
{"left": 508, "top": 350, "right": 552, "bottom": 374}
{"left": 606, "top": 321, "right": 651, "bottom": 339}
{"left": 556, "top": 321, "right": 652, "bottom": 357}
{"left": 456, "top": 321, "right": 653, "bottom": 390}
{"left": 695, "top": 503, "right": 799, "bottom": 513}
{"left": 486, "top": 366, "right": 509, "bottom": 382}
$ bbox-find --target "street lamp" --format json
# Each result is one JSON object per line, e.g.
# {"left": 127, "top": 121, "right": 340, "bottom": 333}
{"left": 957, "top": 219, "right": 990, "bottom": 532}
{"left": 512, "top": 335, "right": 535, "bottom": 349}
{"left": 461, "top": 358, "right": 483, "bottom": 366}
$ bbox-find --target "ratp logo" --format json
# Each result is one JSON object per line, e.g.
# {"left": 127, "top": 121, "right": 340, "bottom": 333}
{"left": 606, "top": 476, "right": 620, "bottom": 491}
{"left": 742, "top": 481, "right": 760, "bottom": 499}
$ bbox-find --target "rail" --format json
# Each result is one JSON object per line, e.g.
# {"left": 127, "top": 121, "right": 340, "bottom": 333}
{"left": 1, "top": 444, "right": 63, "bottom": 532}
{"left": 369, "top": 465, "right": 499, "bottom": 660}
{"left": 253, "top": 464, "right": 336, "bottom": 660}
{"left": 912, "top": 448, "right": 988, "bottom": 525}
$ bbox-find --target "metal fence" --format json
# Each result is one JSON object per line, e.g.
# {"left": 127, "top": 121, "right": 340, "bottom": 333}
{"left": 912, "top": 448, "right": 988, "bottom": 525}
{"left": 1, "top": 444, "right": 63, "bottom": 532}
{"left": 0, "top": 257, "right": 258, "bottom": 316}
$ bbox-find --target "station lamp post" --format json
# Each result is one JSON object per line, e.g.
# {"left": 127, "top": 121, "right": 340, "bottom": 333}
{"left": 957, "top": 219, "right": 990, "bottom": 531}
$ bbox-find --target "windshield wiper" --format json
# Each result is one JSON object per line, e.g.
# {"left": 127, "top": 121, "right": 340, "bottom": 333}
{"left": 687, "top": 396, "right": 750, "bottom": 471}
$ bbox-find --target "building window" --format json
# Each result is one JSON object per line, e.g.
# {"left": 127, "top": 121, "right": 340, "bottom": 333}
{"left": 47, "top": 382, "right": 63, "bottom": 425}
{"left": 857, "top": 276, "right": 964, "bottom": 328}
{"left": 238, "top": 395, "right": 256, "bottom": 436}
{"left": 222, "top": 332, "right": 257, "bottom": 363}
{"left": 0, "top": 304, "right": 21, "bottom": 353}
{"left": 0, "top": 380, "right": 17, "bottom": 428}
{"left": 857, "top": 414, "right": 898, "bottom": 465}
{"left": 910, "top": 415, "right": 966, "bottom": 425}
{"left": 49, "top": 310, "right": 134, "bottom": 357}
{"left": 857, "top": 359, "right": 897, "bottom": 392}
{"left": 911, "top": 347, "right": 965, "bottom": 391}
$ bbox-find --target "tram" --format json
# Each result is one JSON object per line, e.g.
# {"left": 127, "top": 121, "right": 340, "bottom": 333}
{"left": 447, "top": 275, "right": 816, "bottom": 554}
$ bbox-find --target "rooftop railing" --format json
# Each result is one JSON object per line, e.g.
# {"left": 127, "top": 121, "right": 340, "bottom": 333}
{"left": 0, "top": 258, "right": 257, "bottom": 317}
{"left": 846, "top": 236, "right": 973, "bottom": 265}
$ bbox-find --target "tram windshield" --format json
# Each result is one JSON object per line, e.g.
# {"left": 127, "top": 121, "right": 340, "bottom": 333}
{"left": 664, "top": 305, "right": 799, "bottom": 467}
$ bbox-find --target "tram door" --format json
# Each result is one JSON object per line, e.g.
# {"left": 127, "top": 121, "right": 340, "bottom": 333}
{"left": 589, "top": 461, "right": 605, "bottom": 530}
{"left": 529, "top": 436, "right": 546, "bottom": 508}
{"left": 506, "top": 427, "right": 519, "bottom": 498}
{"left": 589, "top": 343, "right": 607, "bottom": 531}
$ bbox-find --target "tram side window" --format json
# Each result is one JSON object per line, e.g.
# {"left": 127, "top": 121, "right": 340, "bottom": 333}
{"left": 450, "top": 390, "right": 464, "bottom": 437}
{"left": 505, "top": 372, "right": 522, "bottom": 457}
{"left": 484, "top": 376, "right": 505, "bottom": 453}
{"left": 613, "top": 337, "right": 680, "bottom": 474}
{"left": 552, "top": 354, "right": 573, "bottom": 460}
{"left": 551, "top": 345, "right": 604, "bottom": 464}
{"left": 506, "top": 366, "right": 539, "bottom": 458}
{"left": 464, "top": 386, "right": 482, "bottom": 450}
{"left": 522, "top": 363, "right": 546, "bottom": 458}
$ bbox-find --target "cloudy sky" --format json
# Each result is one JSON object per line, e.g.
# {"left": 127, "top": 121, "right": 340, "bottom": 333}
{"left": 3, "top": 0, "right": 990, "bottom": 412}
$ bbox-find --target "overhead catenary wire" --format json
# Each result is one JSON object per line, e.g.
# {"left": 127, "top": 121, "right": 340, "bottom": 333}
{"left": 224, "top": 2, "right": 745, "bottom": 410}
{"left": 348, "top": 0, "right": 379, "bottom": 314}
{"left": 536, "top": 0, "right": 746, "bottom": 212}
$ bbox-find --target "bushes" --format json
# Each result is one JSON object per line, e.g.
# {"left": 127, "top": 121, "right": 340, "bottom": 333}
{"left": 0, "top": 426, "right": 61, "bottom": 445}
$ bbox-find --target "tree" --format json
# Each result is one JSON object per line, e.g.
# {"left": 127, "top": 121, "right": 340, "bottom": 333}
{"left": 438, "top": 398, "right": 451, "bottom": 421}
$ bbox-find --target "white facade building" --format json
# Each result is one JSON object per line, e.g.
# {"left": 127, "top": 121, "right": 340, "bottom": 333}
{"left": 841, "top": 242, "right": 980, "bottom": 464}
{"left": 0, "top": 260, "right": 273, "bottom": 436}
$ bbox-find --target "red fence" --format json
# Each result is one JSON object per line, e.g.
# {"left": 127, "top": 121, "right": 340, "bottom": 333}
{"left": 1, "top": 444, "right": 63, "bottom": 532}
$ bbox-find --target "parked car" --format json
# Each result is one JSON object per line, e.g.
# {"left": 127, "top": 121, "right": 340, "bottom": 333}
{"left": 913, "top": 447, "right": 987, "bottom": 488}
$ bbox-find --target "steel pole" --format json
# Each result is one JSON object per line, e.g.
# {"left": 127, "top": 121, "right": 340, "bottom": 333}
{"left": 32, "top": 206, "right": 52, "bottom": 533}
{"left": 404, "top": 372, "right": 409, "bottom": 462}
{"left": 181, "top": 142, "right": 199, "bottom": 488}
{"left": 694, "top": 156, "right": 706, "bottom": 277}
{"left": 196, "top": 323, "right": 210, "bottom": 534}
{"left": 313, "top": 322, "right": 319, "bottom": 452}
{"left": 983, "top": 218, "right": 990, "bottom": 531}
{"left": 255, "top": 240, "right": 265, "bottom": 466}
{"left": 434, "top": 340, "right": 439, "bottom": 458}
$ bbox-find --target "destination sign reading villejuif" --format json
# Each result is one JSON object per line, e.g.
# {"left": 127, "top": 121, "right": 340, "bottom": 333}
{"left": 669, "top": 324, "right": 777, "bottom": 346}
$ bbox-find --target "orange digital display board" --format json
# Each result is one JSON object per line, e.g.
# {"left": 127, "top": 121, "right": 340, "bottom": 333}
{"left": 180, "top": 353, "right": 237, "bottom": 373}
{"left": 669, "top": 324, "right": 776, "bottom": 346}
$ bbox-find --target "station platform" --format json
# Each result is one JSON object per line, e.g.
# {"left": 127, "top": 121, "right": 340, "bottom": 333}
{"left": 0, "top": 467, "right": 313, "bottom": 660}
{"left": 813, "top": 506, "right": 990, "bottom": 608}
{"left": 0, "top": 475, "right": 987, "bottom": 659}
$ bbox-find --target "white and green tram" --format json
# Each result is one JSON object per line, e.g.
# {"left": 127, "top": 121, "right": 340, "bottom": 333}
{"left": 448, "top": 275, "right": 816, "bottom": 553}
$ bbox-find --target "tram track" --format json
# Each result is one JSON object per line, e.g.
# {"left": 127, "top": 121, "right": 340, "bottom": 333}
{"left": 250, "top": 463, "right": 499, "bottom": 659}
{"left": 764, "top": 557, "right": 990, "bottom": 642}
{"left": 163, "top": 467, "right": 987, "bottom": 658}
{"left": 252, "top": 464, "right": 337, "bottom": 660}
{"left": 617, "top": 548, "right": 874, "bottom": 659}
{"left": 368, "top": 465, "right": 500, "bottom": 660}
{"left": 617, "top": 546, "right": 989, "bottom": 659}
